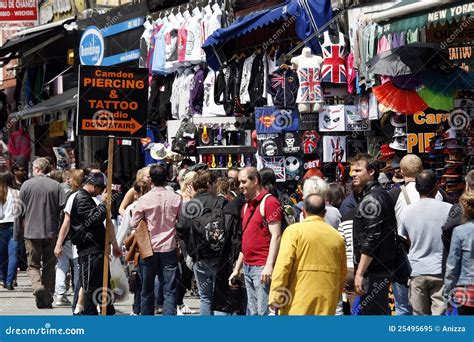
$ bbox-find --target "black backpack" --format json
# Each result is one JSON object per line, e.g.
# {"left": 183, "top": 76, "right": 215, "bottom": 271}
{"left": 190, "top": 207, "right": 226, "bottom": 260}
{"left": 172, "top": 118, "right": 197, "bottom": 156}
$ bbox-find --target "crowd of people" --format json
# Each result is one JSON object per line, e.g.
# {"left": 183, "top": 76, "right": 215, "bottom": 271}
{"left": 0, "top": 153, "right": 473, "bottom": 316}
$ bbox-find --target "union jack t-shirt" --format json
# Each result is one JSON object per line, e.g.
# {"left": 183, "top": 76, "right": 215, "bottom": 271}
{"left": 296, "top": 67, "right": 323, "bottom": 103}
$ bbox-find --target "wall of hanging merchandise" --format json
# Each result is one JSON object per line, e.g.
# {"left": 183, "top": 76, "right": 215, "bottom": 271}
{"left": 167, "top": 116, "right": 256, "bottom": 172}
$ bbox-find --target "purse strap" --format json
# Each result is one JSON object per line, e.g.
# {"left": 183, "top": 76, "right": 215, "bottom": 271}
{"left": 401, "top": 185, "right": 411, "bottom": 205}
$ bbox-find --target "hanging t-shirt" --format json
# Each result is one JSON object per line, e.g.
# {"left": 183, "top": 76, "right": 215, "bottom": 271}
{"left": 296, "top": 66, "right": 323, "bottom": 104}
{"left": 179, "top": 68, "right": 195, "bottom": 119}
{"left": 266, "top": 54, "right": 278, "bottom": 105}
{"left": 177, "top": 18, "right": 189, "bottom": 64}
{"left": 151, "top": 24, "right": 167, "bottom": 74}
{"left": 239, "top": 54, "right": 256, "bottom": 104}
{"left": 321, "top": 31, "right": 347, "bottom": 84}
{"left": 184, "top": 15, "right": 202, "bottom": 64}
{"left": 170, "top": 69, "right": 185, "bottom": 119}
{"left": 203, "top": 69, "right": 226, "bottom": 117}
{"left": 207, "top": 10, "right": 222, "bottom": 39}
{"left": 165, "top": 20, "right": 180, "bottom": 71}
{"left": 190, "top": 66, "right": 208, "bottom": 115}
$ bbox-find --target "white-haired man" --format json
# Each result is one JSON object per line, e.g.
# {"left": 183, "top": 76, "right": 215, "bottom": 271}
{"left": 302, "top": 176, "right": 341, "bottom": 229}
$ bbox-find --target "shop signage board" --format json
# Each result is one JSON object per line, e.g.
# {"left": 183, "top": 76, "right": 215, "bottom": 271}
{"left": 77, "top": 65, "right": 148, "bottom": 138}
{"left": 79, "top": 16, "right": 144, "bottom": 66}
{"left": 0, "top": 0, "right": 38, "bottom": 28}
{"left": 407, "top": 109, "right": 449, "bottom": 154}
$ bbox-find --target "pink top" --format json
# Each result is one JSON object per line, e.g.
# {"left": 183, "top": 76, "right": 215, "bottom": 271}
{"left": 130, "top": 187, "right": 182, "bottom": 253}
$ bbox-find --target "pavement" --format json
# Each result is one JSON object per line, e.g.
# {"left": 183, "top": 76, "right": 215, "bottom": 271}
{"left": 0, "top": 271, "right": 200, "bottom": 316}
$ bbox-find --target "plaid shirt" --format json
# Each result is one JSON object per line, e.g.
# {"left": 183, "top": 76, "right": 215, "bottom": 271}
{"left": 452, "top": 285, "right": 474, "bottom": 307}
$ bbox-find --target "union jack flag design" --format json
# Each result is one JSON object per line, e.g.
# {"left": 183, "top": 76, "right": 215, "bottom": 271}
{"left": 270, "top": 73, "right": 286, "bottom": 90}
{"left": 321, "top": 45, "right": 347, "bottom": 84}
{"left": 297, "top": 67, "right": 322, "bottom": 103}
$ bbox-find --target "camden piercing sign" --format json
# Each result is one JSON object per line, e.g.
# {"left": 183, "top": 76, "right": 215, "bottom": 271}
{"left": 77, "top": 65, "right": 148, "bottom": 138}
{"left": 407, "top": 109, "right": 449, "bottom": 154}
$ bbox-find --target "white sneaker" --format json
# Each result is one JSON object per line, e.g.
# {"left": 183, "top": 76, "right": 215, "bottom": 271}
{"left": 55, "top": 295, "right": 71, "bottom": 307}
{"left": 73, "top": 304, "right": 84, "bottom": 315}
{"left": 177, "top": 304, "right": 195, "bottom": 315}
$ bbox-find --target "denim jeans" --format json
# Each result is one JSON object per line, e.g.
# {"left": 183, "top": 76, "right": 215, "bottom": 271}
{"left": 55, "top": 240, "right": 74, "bottom": 296}
{"left": 71, "top": 258, "right": 80, "bottom": 312}
{"left": 243, "top": 264, "right": 270, "bottom": 316}
{"left": 154, "top": 275, "right": 164, "bottom": 309}
{"left": 193, "top": 258, "right": 219, "bottom": 315}
{"left": 140, "top": 250, "right": 178, "bottom": 315}
{"left": 132, "top": 265, "right": 142, "bottom": 315}
{"left": 0, "top": 225, "right": 18, "bottom": 286}
{"left": 392, "top": 282, "right": 413, "bottom": 315}
{"left": 357, "top": 274, "right": 391, "bottom": 315}
{"left": 79, "top": 252, "right": 115, "bottom": 315}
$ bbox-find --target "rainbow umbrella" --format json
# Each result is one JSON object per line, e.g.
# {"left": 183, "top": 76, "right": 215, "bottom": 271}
{"left": 372, "top": 81, "right": 428, "bottom": 114}
{"left": 417, "top": 86, "right": 454, "bottom": 111}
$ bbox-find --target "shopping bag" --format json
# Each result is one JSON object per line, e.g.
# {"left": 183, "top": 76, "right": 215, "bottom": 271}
{"left": 109, "top": 257, "right": 129, "bottom": 303}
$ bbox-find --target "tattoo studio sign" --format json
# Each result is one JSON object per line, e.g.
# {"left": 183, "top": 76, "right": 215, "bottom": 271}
{"left": 77, "top": 65, "right": 148, "bottom": 138}
{"left": 407, "top": 110, "right": 449, "bottom": 154}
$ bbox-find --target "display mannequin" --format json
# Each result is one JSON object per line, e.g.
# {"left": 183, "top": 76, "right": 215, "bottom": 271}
{"left": 291, "top": 47, "right": 324, "bottom": 113}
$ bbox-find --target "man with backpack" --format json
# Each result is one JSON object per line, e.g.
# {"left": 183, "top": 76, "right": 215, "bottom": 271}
{"left": 177, "top": 170, "right": 227, "bottom": 315}
{"left": 229, "top": 167, "right": 282, "bottom": 315}
{"left": 69, "top": 172, "right": 121, "bottom": 315}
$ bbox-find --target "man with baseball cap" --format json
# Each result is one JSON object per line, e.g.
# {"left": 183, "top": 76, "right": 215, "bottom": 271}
{"left": 69, "top": 172, "right": 121, "bottom": 315}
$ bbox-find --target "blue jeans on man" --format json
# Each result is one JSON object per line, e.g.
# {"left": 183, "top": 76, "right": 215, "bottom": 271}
{"left": 243, "top": 264, "right": 270, "bottom": 315}
{"left": 140, "top": 250, "right": 178, "bottom": 315}
{"left": 392, "top": 281, "right": 413, "bottom": 315}
{"left": 194, "top": 258, "right": 219, "bottom": 315}
{"left": 0, "top": 224, "right": 18, "bottom": 286}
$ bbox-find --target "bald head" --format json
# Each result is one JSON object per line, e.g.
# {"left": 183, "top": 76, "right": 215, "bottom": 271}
{"left": 303, "top": 194, "right": 326, "bottom": 218}
{"left": 241, "top": 166, "right": 260, "bottom": 183}
{"left": 239, "top": 166, "right": 262, "bottom": 200}
{"left": 400, "top": 154, "right": 423, "bottom": 179}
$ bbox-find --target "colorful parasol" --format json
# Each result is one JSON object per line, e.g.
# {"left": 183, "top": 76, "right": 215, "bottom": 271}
{"left": 417, "top": 86, "right": 454, "bottom": 111}
{"left": 372, "top": 81, "right": 428, "bottom": 114}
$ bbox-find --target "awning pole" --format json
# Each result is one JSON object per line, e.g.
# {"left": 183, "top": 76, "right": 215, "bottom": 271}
{"left": 279, "top": 9, "right": 346, "bottom": 62}
{"left": 212, "top": 45, "right": 223, "bottom": 67}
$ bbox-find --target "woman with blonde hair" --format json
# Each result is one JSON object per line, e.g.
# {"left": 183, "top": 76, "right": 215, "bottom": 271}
{"left": 118, "top": 167, "right": 151, "bottom": 216}
{"left": 444, "top": 191, "right": 474, "bottom": 315}
{"left": 180, "top": 171, "right": 196, "bottom": 202}
{"left": 176, "top": 170, "right": 196, "bottom": 315}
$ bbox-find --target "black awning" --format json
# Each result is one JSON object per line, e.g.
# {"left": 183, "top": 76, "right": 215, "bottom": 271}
{"left": 0, "top": 18, "right": 75, "bottom": 59}
{"left": 10, "top": 87, "right": 78, "bottom": 120}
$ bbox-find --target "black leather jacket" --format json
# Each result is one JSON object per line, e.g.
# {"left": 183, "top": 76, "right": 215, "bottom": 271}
{"left": 353, "top": 181, "right": 397, "bottom": 275}
{"left": 70, "top": 189, "right": 107, "bottom": 256}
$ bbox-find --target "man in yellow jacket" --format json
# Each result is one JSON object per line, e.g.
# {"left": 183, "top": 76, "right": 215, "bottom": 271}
{"left": 269, "top": 194, "right": 347, "bottom": 315}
